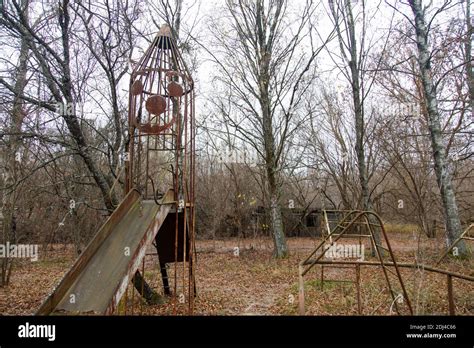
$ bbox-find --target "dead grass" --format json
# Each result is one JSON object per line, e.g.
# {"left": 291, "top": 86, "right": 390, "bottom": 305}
{"left": 0, "top": 233, "right": 472, "bottom": 315}
{"left": 384, "top": 223, "right": 419, "bottom": 234}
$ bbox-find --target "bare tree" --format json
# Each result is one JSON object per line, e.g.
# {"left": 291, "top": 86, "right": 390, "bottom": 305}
{"left": 465, "top": 0, "right": 473, "bottom": 109}
{"left": 203, "top": 0, "right": 332, "bottom": 258}
{"left": 73, "top": 0, "right": 142, "bottom": 193}
{"left": 0, "top": 0, "right": 29, "bottom": 286}
{"left": 326, "top": 0, "right": 396, "bottom": 252}
{"left": 328, "top": 0, "right": 373, "bottom": 212}
{"left": 408, "top": 0, "right": 468, "bottom": 255}
{"left": 0, "top": 0, "right": 168, "bottom": 303}
{"left": 0, "top": 0, "right": 119, "bottom": 211}
{"left": 305, "top": 88, "right": 360, "bottom": 210}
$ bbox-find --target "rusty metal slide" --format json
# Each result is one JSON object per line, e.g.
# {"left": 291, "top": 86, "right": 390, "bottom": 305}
{"left": 36, "top": 189, "right": 174, "bottom": 315}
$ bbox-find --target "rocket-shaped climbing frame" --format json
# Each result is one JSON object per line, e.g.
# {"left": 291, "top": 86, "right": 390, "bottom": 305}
{"left": 37, "top": 25, "right": 196, "bottom": 315}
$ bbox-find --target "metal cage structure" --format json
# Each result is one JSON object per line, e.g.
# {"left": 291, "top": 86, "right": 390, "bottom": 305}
{"left": 298, "top": 211, "right": 413, "bottom": 315}
{"left": 125, "top": 24, "right": 196, "bottom": 313}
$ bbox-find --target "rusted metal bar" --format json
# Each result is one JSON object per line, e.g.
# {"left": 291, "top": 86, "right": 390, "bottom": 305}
{"left": 447, "top": 275, "right": 455, "bottom": 315}
{"left": 127, "top": 24, "right": 196, "bottom": 314}
{"left": 131, "top": 274, "right": 135, "bottom": 315}
{"left": 300, "top": 210, "right": 415, "bottom": 314}
{"left": 320, "top": 265, "right": 324, "bottom": 290}
{"left": 301, "top": 260, "right": 474, "bottom": 282}
{"left": 298, "top": 264, "right": 305, "bottom": 315}
{"left": 362, "top": 214, "right": 400, "bottom": 314}
{"left": 141, "top": 258, "right": 145, "bottom": 312}
{"left": 302, "top": 212, "right": 366, "bottom": 276}
{"left": 375, "top": 214, "right": 412, "bottom": 313}
{"left": 328, "top": 234, "right": 373, "bottom": 238}
{"left": 436, "top": 224, "right": 473, "bottom": 266}
{"left": 300, "top": 259, "right": 473, "bottom": 315}
{"left": 356, "top": 264, "right": 361, "bottom": 314}
{"left": 173, "top": 204, "right": 178, "bottom": 314}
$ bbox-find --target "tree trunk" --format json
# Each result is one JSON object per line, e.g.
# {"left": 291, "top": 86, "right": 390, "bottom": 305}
{"left": 262, "top": 111, "right": 288, "bottom": 258}
{"left": 57, "top": 0, "right": 118, "bottom": 213}
{"left": 62, "top": 107, "right": 118, "bottom": 212}
{"left": 345, "top": 1, "right": 371, "bottom": 210}
{"left": 466, "top": 0, "right": 473, "bottom": 110}
{"left": 252, "top": 0, "right": 288, "bottom": 259}
{"left": 58, "top": 1, "right": 153, "bottom": 299}
{"left": 334, "top": 0, "right": 382, "bottom": 254}
{"left": 409, "top": 0, "right": 468, "bottom": 256}
{"left": 1, "top": 0, "right": 29, "bottom": 286}
{"left": 260, "top": 57, "right": 288, "bottom": 259}
{"left": 268, "top": 170, "right": 288, "bottom": 258}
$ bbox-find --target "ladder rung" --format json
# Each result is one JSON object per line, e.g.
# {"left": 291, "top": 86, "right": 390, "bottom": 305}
{"left": 147, "top": 148, "right": 177, "bottom": 152}
{"left": 322, "top": 279, "right": 355, "bottom": 283}
{"left": 321, "top": 264, "right": 357, "bottom": 269}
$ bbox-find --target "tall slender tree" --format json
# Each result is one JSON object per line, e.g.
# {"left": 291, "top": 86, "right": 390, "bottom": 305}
{"left": 327, "top": 0, "right": 391, "bottom": 251}
{"left": 0, "top": 0, "right": 29, "bottom": 286}
{"left": 408, "top": 0, "right": 467, "bottom": 255}
{"left": 205, "top": 0, "right": 332, "bottom": 257}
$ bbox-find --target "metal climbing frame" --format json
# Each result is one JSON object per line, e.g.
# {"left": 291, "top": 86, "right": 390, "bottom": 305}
{"left": 436, "top": 223, "right": 473, "bottom": 266}
{"left": 322, "top": 209, "right": 375, "bottom": 246}
{"left": 298, "top": 211, "right": 413, "bottom": 315}
{"left": 125, "top": 25, "right": 196, "bottom": 313}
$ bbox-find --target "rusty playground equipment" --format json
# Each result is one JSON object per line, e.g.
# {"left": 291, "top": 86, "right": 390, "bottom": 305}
{"left": 37, "top": 25, "right": 196, "bottom": 315}
{"left": 298, "top": 210, "right": 474, "bottom": 315}
{"left": 33, "top": 25, "right": 472, "bottom": 317}
{"left": 436, "top": 223, "right": 474, "bottom": 265}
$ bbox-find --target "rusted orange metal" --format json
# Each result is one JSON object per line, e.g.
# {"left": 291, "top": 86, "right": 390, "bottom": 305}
{"left": 298, "top": 211, "right": 474, "bottom": 315}
{"left": 36, "top": 24, "right": 196, "bottom": 315}
{"left": 125, "top": 23, "right": 196, "bottom": 313}
{"left": 299, "top": 211, "right": 412, "bottom": 315}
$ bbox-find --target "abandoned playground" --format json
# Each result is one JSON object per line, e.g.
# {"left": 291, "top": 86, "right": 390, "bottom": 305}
{"left": 0, "top": 24, "right": 473, "bottom": 317}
